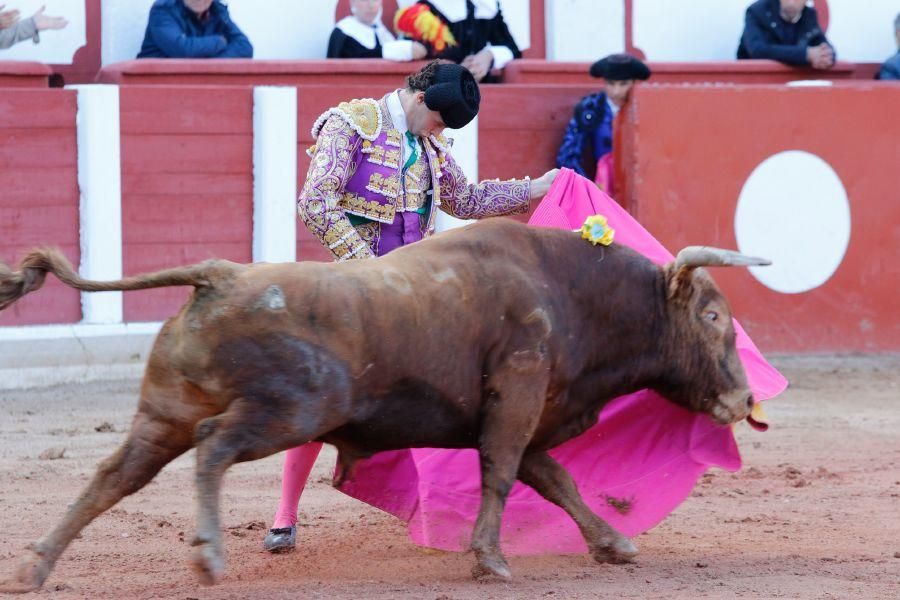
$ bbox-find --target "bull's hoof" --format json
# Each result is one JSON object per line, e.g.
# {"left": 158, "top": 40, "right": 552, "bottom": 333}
{"left": 0, "top": 549, "right": 51, "bottom": 593}
{"left": 591, "top": 537, "right": 639, "bottom": 564}
{"left": 190, "top": 542, "right": 225, "bottom": 586}
{"left": 471, "top": 553, "right": 512, "bottom": 581}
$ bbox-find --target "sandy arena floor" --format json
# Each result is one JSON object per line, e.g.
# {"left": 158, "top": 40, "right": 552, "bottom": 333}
{"left": 1, "top": 355, "right": 898, "bottom": 599}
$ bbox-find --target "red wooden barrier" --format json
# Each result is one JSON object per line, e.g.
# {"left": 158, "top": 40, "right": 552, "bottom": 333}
{"left": 100, "top": 59, "right": 880, "bottom": 90}
{"left": 478, "top": 83, "right": 594, "bottom": 181}
{"left": 119, "top": 86, "right": 254, "bottom": 321}
{"left": 0, "top": 89, "right": 80, "bottom": 325}
{"left": 502, "top": 59, "right": 876, "bottom": 85}
{"left": 0, "top": 62, "right": 52, "bottom": 87}
{"left": 52, "top": 0, "right": 102, "bottom": 85}
{"left": 619, "top": 82, "right": 900, "bottom": 352}
{"left": 98, "top": 59, "right": 432, "bottom": 87}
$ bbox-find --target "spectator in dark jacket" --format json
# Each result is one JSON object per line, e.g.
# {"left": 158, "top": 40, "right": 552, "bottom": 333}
{"left": 137, "top": 0, "right": 252, "bottom": 59}
{"left": 737, "top": 0, "right": 835, "bottom": 69}
{"left": 877, "top": 13, "right": 900, "bottom": 80}
{"left": 394, "top": 1, "right": 521, "bottom": 82}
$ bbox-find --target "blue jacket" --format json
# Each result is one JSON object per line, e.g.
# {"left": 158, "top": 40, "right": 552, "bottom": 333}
{"left": 556, "top": 92, "right": 613, "bottom": 180}
{"left": 137, "top": 0, "right": 253, "bottom": 59}
{"left": 878, "top": 51, "right": 900, "bottom": 80}
{"left": 737, "top": 0, "right": 833, "bottom": 66}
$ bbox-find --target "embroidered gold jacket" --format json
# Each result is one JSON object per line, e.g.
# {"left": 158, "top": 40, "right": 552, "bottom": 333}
{"left": 297, "top": 94, "right": 531, "bottom": 261}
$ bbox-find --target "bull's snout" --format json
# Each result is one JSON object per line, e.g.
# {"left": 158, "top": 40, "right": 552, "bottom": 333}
{"left": 711, "top": 390, "right": 754, "bottom": 425}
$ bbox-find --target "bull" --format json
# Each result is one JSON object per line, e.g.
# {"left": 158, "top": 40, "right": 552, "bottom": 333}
{"left": 0, "top": 218, "right": 769, "bottom": 591}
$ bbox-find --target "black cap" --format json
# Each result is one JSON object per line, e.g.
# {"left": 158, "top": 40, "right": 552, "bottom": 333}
{"left": 589, "top": 54, "right": 651, "bottom": 81}
{"left": 424, "top": 63, "right": 481, "bottom": 129}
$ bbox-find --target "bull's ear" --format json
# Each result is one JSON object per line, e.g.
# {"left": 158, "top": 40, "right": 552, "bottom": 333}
{"left": 665, "top": 264, "right": 697, "bottom": 302}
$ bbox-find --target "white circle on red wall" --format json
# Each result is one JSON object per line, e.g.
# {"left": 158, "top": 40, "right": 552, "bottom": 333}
{"left": 734, "top": 150, "right": 851, "bottom": 294}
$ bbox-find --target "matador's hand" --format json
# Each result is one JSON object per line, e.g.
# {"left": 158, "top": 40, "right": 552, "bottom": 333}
{"left": 528, "top": 168, "right": 560, "bottom": 200}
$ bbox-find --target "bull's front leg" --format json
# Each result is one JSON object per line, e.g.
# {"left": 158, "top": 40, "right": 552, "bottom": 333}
{"left": 517, "top": 451, "right": 638, "bottom": 564}
{"left": 470, "top": 364, "right": 548, "bottom": 580}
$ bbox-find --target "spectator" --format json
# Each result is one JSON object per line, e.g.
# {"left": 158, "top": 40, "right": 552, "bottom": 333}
{"left": 0, "top": 4, "right": 68, "bottom": 50}
{"left": 877, "top": 13, "right": 900, "bottom": 80}
{"left": 556, "top": 54, "right": 650, "bottom": 194}
{"left": 328, "top": 0, "right": 427, "bottom": 60}
{"left": 137, "top": 0, "right": 252, "bottom": 59}
{"left": 737, "top": 0, "right": 835, "bottom": 69}
{"left": 393, "top": 0, "right": 520, "bottom": 82}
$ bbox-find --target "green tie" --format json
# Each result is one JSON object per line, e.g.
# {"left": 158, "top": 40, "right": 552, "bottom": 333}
{"left": 403, "top": 131, "right": 418, "bottom": 173}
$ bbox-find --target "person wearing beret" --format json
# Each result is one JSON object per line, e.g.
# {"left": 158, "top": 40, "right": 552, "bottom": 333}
{"left": 556, "top": 53, "right": 651, "bottom": 194}
{"left": 263, "top": 60, "right": 559, "bottom": 553}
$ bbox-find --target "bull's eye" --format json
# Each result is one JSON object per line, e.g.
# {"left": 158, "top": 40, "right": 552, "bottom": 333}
{"left": 704, "top": 310, "right": 719, "bottom": 322}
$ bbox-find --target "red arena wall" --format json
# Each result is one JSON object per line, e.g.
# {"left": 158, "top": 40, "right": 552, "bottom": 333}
{"left": 119, "top": 86, "right": 254, "bottom": 321}
{"left": 478, "top": 83, "right": 594, "bottom": 182}
{"left": 0, "top": 89, "right": 81, "bottom": 326}
{"left": 619, "top": 83, "right": 900, "bottom": 353}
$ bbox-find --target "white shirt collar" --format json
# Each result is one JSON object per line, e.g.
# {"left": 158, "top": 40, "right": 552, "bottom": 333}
{"left": 335, "top": 15, "right": 396, "bottom": 50}
{"left": 606, "top": 96, "right": 620, "bottom": 118}
{"left": 386, "top": 90, "right": 409, "bottom": 136}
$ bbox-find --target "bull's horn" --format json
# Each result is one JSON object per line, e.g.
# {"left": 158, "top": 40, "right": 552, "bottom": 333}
{"left": 674, "top": 246, "right": 772, "bottom": 269}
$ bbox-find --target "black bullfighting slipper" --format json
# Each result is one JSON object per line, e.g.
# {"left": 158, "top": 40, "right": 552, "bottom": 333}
{"left": 263, "top": 525, "right": 296, "bottom": 553}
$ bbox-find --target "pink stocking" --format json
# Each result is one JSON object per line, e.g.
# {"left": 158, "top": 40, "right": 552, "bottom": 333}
{"left": 271, "top": 442, "right": 324, "bottom": 528}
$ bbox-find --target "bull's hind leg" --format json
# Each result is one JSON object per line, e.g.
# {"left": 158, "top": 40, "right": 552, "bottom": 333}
{"left": 0, "top": 388, "right": 195, "bottom": 593}
{"left": 470, "top": 366, "right": 549, "bottom": 581}
{"left": 190, "top": 393, "right": 346, "bottom": 584}
{"left": 517, "top": 451, "right": 638, "bottom": 564}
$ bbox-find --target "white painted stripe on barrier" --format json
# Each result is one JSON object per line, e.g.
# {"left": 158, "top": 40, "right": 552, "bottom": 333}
{"left": 435, "top": 114, "right": 479, "bottom": 233}
{"left": 69, "top": 84, "right": 124, "bottom": 324}
{"left": 0, "top": 364, "right": 147, "bottom": 391}
{"left": 0, "top": 322, "right": 161, "bottom": 390}
{"left": 253, "top": 86, "right": 298, "bottom": 263}
{"left": 0, "top": 321, "right": 162, "bottom": 342}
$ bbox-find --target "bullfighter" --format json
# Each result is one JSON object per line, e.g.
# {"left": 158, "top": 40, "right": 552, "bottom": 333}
{"left": 265, "top": 59, "right": 560, "bottom": 551}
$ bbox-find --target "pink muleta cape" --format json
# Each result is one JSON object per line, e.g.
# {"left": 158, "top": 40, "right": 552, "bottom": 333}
{"left": 338, "top": 168, "right": 787, "bottom": 554}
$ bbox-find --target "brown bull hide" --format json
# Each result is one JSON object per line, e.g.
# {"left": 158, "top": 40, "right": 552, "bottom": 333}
{"left": 0, "top": 218, "right": 763, "bottom": 591}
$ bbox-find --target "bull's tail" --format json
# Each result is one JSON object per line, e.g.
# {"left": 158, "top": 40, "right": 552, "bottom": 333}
{"left": 0, "top": 248, "right": 239, "bottom": 312}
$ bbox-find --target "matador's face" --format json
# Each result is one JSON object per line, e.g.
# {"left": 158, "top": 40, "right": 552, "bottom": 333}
{"left": 406, "top": 92, "right": 447, "bottom": 138}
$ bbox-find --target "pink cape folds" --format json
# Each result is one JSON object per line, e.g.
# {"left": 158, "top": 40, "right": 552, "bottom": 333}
{"left": 338, "top": 169, "right": 787, "bottom": 554}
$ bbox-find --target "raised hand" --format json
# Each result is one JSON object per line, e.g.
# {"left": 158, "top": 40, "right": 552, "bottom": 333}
{"left": 32, "top": 5, "right": 68, "bottom": 31}
{"left": 0, "top": 5, "right": 21, "bottom": 29}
